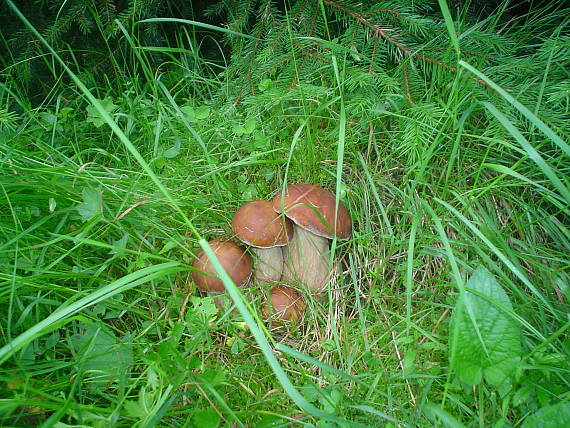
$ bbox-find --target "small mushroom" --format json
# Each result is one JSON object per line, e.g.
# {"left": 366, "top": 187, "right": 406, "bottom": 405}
{"left": 232, "top": 200, "right": 294, "bottom": 284}
{"left": 261, "top": 284, "right": 305, "bottom": 326}
{"left": 191, "top": 240, "right": 252, "bottom": 293}
{"left": 273, "top": 184, "right": 351, "bottom": 293}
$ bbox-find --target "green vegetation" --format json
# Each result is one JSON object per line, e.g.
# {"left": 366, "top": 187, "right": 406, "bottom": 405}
{"left": 1, "top": 0, "right": 568, "bottom": 426}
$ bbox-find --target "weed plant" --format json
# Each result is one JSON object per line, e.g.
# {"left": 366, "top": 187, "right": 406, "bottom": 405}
{"left": 1, "top": 0, "right": 569, "bottom": 427}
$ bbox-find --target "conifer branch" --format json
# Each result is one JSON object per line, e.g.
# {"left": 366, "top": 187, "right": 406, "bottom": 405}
{"left": 324, "top": 0, "right": 489, "bottom": 87}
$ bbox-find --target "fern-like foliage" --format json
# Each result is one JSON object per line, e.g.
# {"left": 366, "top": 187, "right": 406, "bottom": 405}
{"left": 1, "top": 0, "right": 194, "bottom": 103}
{"left": 207, "top": 1, "right": 483, "bottom": 103}
{"left": 205, "top": 0, "right": 568, "bottom": 126}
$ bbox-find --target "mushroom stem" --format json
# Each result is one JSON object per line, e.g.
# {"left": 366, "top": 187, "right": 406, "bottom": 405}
{"left": 282, "top": 225, "right": 330, "bottom": 293}
{"left": 252, "top": 247, "right": 284, "bottom": 284}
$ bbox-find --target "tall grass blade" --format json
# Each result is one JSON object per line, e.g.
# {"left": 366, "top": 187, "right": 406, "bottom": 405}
{"left": 138, "top": 18, "right": 256, "bottom": 40}
{"left": 438, "top": 0, "right": 461, "bottom": 57}
{"left": 482, "top": 101, "right": 570, "bottom": 204}
{"left": 459, "top": 60, "right": 570, "bottom": 157}
{"left": 0, "top": 263, "right": 181, "bottom": 364}
{"left": 434, "top": 198, "right": 555, "bottom": 314}
{"left": 199, "top": 239, "right": 366, "bottom": 426}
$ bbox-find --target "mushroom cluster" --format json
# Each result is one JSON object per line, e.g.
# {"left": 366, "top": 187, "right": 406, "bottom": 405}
{"left": 191, "top": 183, "right": 351, "bottom": 327}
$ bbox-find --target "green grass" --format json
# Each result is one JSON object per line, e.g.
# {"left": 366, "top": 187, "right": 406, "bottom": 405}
{"left": 1, "top": 0, "right": 569, "bottom": 427}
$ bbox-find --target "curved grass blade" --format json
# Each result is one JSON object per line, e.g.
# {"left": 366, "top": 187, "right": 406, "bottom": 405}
{"left": 199, "top": 239, "right": 367, "bottom": 427}
{"left": 0, "top": 262, "right": 181, "bottom": 364}
{"left": 459, "top": 60, "right": 570, "bottom": 157}
{"left": 423, "top": 403, "right": 466, "bottom": 428}
{"left": 434, "top": 198, "right": 555, "bottom": 314}
{"left": 138, "top": 18, "right": 256, "bottom": 40}
{"left": 4, "top": 4, "right": 357, "bottom": 422}
{"left": 4, "top": 0, "right": 202, "bottom": 240}
{"left": 482, "top": 101, "right": 570, "bottom": 204}
{"left": 437, "top": 0, "right": 461, "bottom": 58}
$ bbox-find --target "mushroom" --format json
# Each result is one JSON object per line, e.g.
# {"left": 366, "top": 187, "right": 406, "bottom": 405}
{"left": 191, "top": 240, "right": 252, "bottom": 293}
{"left": 272, "top": 184, "right": 351, "bottom": 293}
{"left": 261, "top": 284, "right": 305, "bottom": 326}
{"left": 232, "top": 200, "right": 294, "bottom": 284}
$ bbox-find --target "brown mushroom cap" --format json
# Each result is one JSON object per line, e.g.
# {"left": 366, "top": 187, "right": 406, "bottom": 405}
{"left": 261, "top": 284, "right": 305, "bottom": 324}
{"left": 272, "top": 184, "right": 352, "bottom": 240}
{"left": 232, "top": 200, "right": 294, "bottom": 248}
{"left": 191, "top": 240, "right": 252, "bottom": 293}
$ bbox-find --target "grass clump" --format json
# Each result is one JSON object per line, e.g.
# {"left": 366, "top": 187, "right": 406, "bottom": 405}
{"left": 1, "top": 0, "right": 569, "bottom": 426}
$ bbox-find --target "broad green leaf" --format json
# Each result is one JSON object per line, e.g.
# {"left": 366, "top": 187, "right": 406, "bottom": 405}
{"left": 124, "top": 400, "right": 147, "bottom": 418}
{"left": 191, "top": 296, "right": 218, "bottom": 320}
{"left": 232, "top": 124, "right": 246, "bottom": 135}
{"left": 521, "top": 401, "right": 570, "bottom": 428}
{"left": 201, "top": 367, "right": 226, "bottom": 386}
{"left": 258, "top": 79, "right": 273, "bottom": 92}
{"left": 230, "top": 336, "right": 244, "bottom": 354}
{"left": 163, "top": 146, "right": 180, "bottom": 158}
{"left": 450, "top": 266, "right": 521, "bottom": 386}
{"left": 86, "top": 96, "right": 117, "bottom": 128}
{"left": 76, "top": 188, "right": 103, "bottom": 222}
{"left": 243, "top": 118, "right": 257, "bottom": 134}
{"left": 254, "top": 130, "right": 270, "bottom": 149}
{"left": 423, "top": 403, "right": 466, "bottom": 428}
{"left": 71, "top": 324, "right": 133, "bottom": 386}
{"left": 195, "top": 105, "right": 210, "bottom": 119}
{"left": 180, "top": 105, "right": 196, "bottom": 122}
{"left": 180, "top": 105, "right": 209, "bottom": 122}
{"left": 193, "top": 408, "right": 220, "bottom": 428}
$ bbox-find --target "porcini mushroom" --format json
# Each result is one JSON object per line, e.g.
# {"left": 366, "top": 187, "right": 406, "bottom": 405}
{"left": 192, "top": 240, "right": 252, "bottom": 293}
{"left": 273, "top": 184, "right": 351, "bottom": 293}
{"left": 261, "top": 284, "right": 305, "bottom": 326}
{"left": 232, "top": 200, "right": 294, "bottom": 284}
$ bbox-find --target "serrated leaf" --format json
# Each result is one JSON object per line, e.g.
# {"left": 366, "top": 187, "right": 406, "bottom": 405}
{"left": 76, "top": 188, "right": 102, "bottom": 222}
{"left": 512, "top": 385, "right": 533, "bottom": 407}
{"left": 402, "top": 349, "right": 417, "bottom": 373}
{"left": 86, "top": 97, "right": 117, "bottom": 128}
{"left": 300, "top": 384, "right": 319, "bottom": 402}
{"left": 109, "top": 233, "right": 129, "bottom": 254}
{"left": 521, "top": 401, "right": 570, "bottom": 428}
{"left": 349, "top": 44, "right": 361, "bottom": 61}
{"left": 191, "top": 296, "right": 218, "bottom": 320}
{"left": 201, "top": 367, "right": 225, "bottom": 386}
{"left": 40, "top": 112, "right": 57, "bottom": 125}
{"left": 371, "top": 102, "right": 387, "bottom": 116}
{"left": 230, "top": 336, "right": 244, "bottom": 355}
{"left": 450, "top": 266, "right": 521, "bottom": 386}
{"left": 423, "top": 403, "right": 466, "bottom": 428}
{"left": 44, "top": 332, "right": 60, "bottom": 349}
